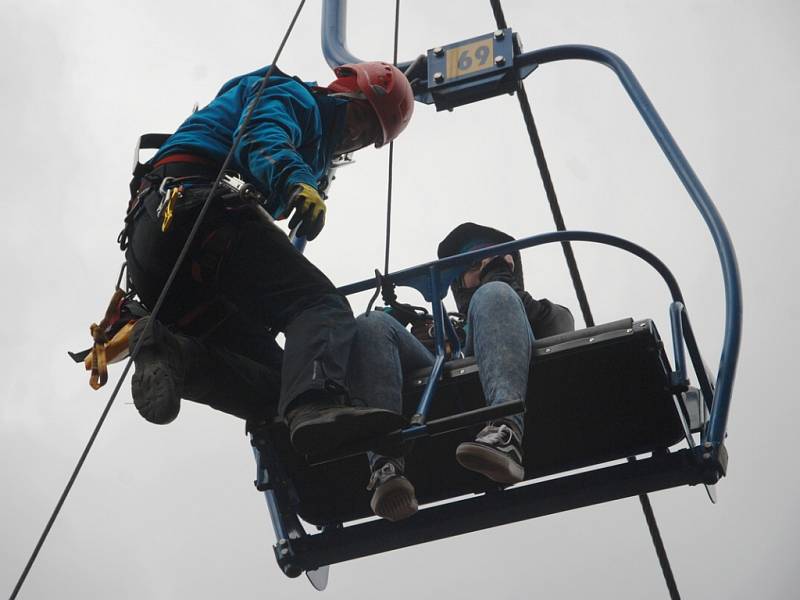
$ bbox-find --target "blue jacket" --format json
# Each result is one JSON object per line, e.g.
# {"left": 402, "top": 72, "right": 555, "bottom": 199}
{"left": 154, "top": 66, "right": 348, "bottom": 218}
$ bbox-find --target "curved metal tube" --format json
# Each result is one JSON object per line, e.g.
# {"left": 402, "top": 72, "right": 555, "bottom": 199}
{"left": 339, "top": 230, "right": 714, "bottom": 442}
{"left": 513, "top": 45, "right": 741, "bottom": 446}
{"left": 339, "top": 230, "right": 683, "bottom": 302}
{"left": 321, "top": 2, "right": 740, "bottom": 445}
{"left": 321, "top": 0, "right": 360, "bottom": 67}
{"left": 322, "top": 0, "right": 412, "bottom": 70}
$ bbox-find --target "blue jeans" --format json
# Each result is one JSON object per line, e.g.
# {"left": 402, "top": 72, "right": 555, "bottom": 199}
{"left": 347, "top": 281, "right": 534, "bottom": 470}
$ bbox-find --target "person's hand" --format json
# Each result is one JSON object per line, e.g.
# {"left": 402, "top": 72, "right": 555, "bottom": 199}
{"left": 462, "top": 254, "right": 515, "bottom": 288}
{"left": 479, "top": 255, "right": 516, "bottom": 286}
{"left": 287, "top": 183, "right": 326, "bottom": 240}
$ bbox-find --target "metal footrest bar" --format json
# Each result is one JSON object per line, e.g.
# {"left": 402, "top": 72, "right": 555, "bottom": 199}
{"left": 306, "top": 400, "right": 526, "bottom": 466}
{"left": 281, "top": 447, "right": 715, "bottom": 573}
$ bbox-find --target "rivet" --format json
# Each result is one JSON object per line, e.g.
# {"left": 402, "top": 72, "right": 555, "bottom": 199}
{"left": 459, "top": 369, "right": 465, "bottom": 374}
{"left": 589, "top": 337, "right": 595, "bottom": 342}
{"left": 434, "top": 47, "right": 444, "bottom": 56}
{"left": 702, "top": 452, "right": 711, "bottom": 460}
{"left": 495, "top": 55, "right": 506, "bottom": 66}
{"left": 703, "top": 441, "right": 712, "bottom": 449}
{"left": 626, "top": 328, "right": 633, "bottom": 333}
{"left": 280, "top": 548, "right": 289, "bottom": 557}
{"left": 545, "top": 348, "right": 551, "bottom": 353}
{"left": 494, "top": 30, "right": 504, "bottom": 40}
{"left": 434, "top": 72, "right": 444, "bottom": 83}
{"left": 640, "top": 322, "right": 647, "bottom": 327}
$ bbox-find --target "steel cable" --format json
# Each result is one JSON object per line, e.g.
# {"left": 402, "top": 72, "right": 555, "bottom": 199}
{"left": 488, "top": 1, "right": 681, "bottom": 598}
{"left": 383, "top": 0, "right": 401, "bottom": 276}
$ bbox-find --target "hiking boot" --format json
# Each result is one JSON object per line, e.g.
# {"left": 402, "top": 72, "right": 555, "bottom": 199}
{"left": 456, "top": 421, "right": 525, "bottom": 484}
{"left": 368, "top": 461, "right": 418, "bottom": 521}
{"left": 286, "top": 399, "right": 407, "bottom": 456}
{"left": 129, "top": 317, "right": 184, "bottom": 425}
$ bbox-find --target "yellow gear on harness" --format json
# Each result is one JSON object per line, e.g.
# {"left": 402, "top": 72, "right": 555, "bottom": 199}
{"left": 161, "top": 186, "right": 182, "bottom": 233}
{"left": 84, "top": 288, "right": 139, "bottom": 390}
{"left": 86, "top": 321, "right": 137, "bottom": 389}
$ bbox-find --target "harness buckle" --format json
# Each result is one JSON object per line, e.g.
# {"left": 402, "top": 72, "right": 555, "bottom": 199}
{"left": 221, "top": 172, "right": 246, "bottom": 193}
{"left": 221, "top": 173, "right": 269, "bottom": 211}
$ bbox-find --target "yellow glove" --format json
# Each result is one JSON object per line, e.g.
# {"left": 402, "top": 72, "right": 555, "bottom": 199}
{"left": 287, "top": 183, "right": 326, "bottom": 241}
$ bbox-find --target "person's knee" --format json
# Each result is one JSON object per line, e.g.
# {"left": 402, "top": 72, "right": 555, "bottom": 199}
{"left": 300, "top": 291, "right": 354, "bottom": 321}
{"left": 469, "top": 281, "right": 521, "bottom": 315}
{"left": 549, "top": 304, "right": 575, "bottom": 334}
{"left": 355, "top": 310, "right": 398, "bottom": 342}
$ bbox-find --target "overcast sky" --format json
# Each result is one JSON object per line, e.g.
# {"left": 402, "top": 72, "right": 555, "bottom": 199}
{"left": 2, "top": 1, "right": 798, "bottom": 598}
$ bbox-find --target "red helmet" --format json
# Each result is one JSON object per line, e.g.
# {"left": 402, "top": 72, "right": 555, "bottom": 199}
{"left": 327, "top": 62, "right": 415, "bottom": 148}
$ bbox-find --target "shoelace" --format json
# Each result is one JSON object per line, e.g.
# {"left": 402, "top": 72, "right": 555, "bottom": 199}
{"left": 366, "top": 461, "right": 400, "bottom": 491}
{"left": 476, "top": 423, "right": 518, "bottom": 447}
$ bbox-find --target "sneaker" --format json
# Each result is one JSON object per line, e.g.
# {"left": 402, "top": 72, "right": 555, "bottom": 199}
{"left": 456, "top": 422, "right": 525, "bottom": 484}
{"left": 368, "top": 461, "right": 418, "bottom": 521}
{"left": 129, "top": 317, "right": 183, "bottom": 425}
{"left": 286, "top": 399, "right": 407, "bottom": 456}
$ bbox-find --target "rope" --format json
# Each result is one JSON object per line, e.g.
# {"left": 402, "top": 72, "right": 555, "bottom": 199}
{"left": 487, "top": 1, "right": 680, "bottom": 598}
{"left": 635, "top": 470, "right": 683, "bottom": 599}
{"left": 8, "top": 3, "right": 307, "bottom": 598}
{"left": 383, "top": 0, "right": 401, "bottom": 276}
{"left": 513, "top": 81, "right": 595, "bottom": 328}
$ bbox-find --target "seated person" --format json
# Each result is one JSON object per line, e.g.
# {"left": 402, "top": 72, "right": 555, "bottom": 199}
{"left": 346, "top": 222, "right": 575, "bottom": 521}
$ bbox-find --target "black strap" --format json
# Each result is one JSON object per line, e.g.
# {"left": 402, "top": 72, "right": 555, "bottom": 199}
{"left": 133, "top": 133, "right": 172, "bottom": 174}
{"left": 129, "top": 133, "right": 173, "bottom": 198}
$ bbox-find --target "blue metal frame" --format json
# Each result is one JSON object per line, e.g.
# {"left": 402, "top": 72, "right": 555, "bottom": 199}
{"left": 321, "top": 0, "right": 741, "bottom": 450}
{"left": 669, "top": 302, "right": 688, "bottom": 388}
{"left": 339, "top": 230, "right": 714, "bottom": 445}
{"left": 247, "top": 2, "right": 742, "bottom": 581}
{"left": 267, "top": 447, "right": 716, "bottom": 575}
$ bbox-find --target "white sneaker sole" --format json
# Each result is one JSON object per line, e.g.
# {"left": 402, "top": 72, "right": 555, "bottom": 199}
{"left": 456, "top": 442, "right": 525, "bottom": 485}
{"left": 370, "top": 476, "right": 419, "bottom": 522}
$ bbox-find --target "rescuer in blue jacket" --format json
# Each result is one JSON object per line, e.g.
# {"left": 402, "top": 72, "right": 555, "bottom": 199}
{"left": 121, "top": 62, "right": 415, "bottom": 456}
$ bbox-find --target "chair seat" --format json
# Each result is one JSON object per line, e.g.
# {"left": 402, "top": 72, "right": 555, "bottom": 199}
{"left": 272, "top": 318, "right": 686, "bottom": 526}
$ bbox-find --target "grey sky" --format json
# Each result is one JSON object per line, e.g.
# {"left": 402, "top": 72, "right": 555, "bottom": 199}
{"left": 1, "top": 0, "right": 798, "bottom": 598}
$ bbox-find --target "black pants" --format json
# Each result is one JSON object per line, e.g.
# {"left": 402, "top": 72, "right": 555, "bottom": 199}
{"left": 125, "top": 164, "right": 356, "bottom": 419}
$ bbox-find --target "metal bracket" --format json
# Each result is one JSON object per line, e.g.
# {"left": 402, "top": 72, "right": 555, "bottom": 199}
{"left": 425, "top": 29, "right": 517, "bottom": 111}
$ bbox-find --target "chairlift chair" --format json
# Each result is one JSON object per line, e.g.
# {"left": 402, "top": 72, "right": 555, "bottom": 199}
{"left": 248, "top": 0, "right": 741, "bottom": 591}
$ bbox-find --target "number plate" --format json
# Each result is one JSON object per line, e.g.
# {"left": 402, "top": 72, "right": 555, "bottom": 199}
{"left": 427, "top": 29, "right": 512, "bottom": 89}
{"left": 446, "top": 39, "right": 494, "bottom": 79}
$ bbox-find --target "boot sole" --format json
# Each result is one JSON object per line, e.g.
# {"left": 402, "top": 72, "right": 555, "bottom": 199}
{"left": 371, "top": 476, "right": 418, "bottom": 522}
{"left": 131, "top": 355, "right": 181, "bottom": 425}
{"left": 456, "top": 442, "right": 524, "bottom": 485}
{"left": 290, "top": 409, "right": 406, "bottom": 456}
